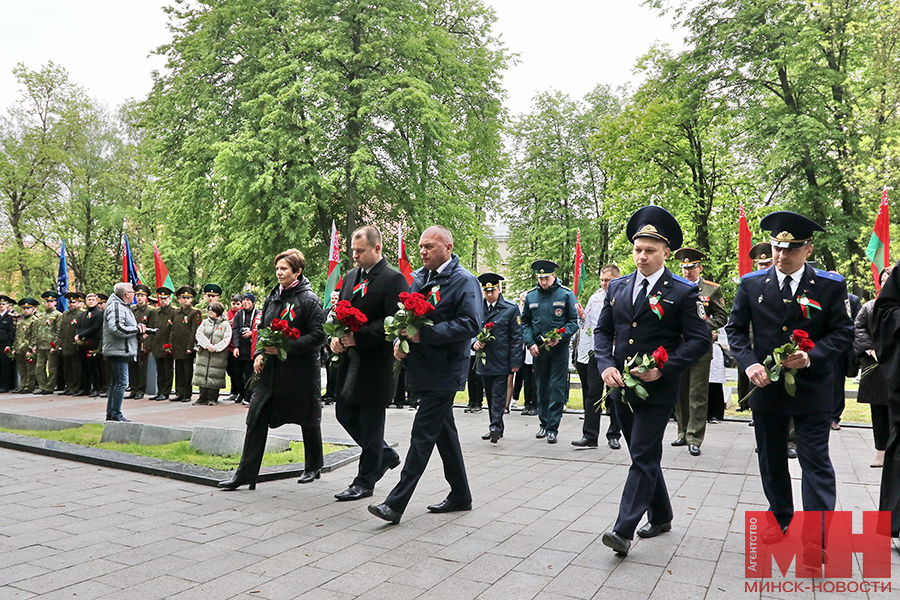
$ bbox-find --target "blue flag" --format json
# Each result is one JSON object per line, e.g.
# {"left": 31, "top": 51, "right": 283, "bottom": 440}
{"left": 57, "top": 240, "right": 69, "bottom": 312}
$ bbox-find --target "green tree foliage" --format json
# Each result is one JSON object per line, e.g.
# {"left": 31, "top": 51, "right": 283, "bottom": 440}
{"left": 501, "top": 87, "right": 620, "bottom": 299}
{"left": 142, "top": 0, "right": 510, "bottom": 294}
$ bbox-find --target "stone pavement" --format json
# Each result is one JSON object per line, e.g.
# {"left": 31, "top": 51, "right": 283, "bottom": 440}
{"left": 0, "top": 391, "right": 898, "bottom": 599}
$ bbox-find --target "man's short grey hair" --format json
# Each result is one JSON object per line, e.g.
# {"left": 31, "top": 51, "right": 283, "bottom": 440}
{"left": 113, "top": 282, "right": 133, "bottom": 299}
{"left": 426, "top": 225, "right": 453, "bottom": 245}
{"left": 352, "top": 225, "right": 382, "bottom": 248}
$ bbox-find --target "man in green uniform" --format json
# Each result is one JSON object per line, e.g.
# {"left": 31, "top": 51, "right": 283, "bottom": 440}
{"left": 34, "top": 291, "right": 62, "bottom": 395}
{"left": 671, "top": 248, "right": 729, "bottom": 456}
{"left": 13, "top": 298, "right": 39, "bottom": 393}
{"left": 521, "top": 260, "right": 578, "bottom": 444}
{"left": 149, "top": 286, "right": 177, "bottom": 400}
{"left": 171, "top": 285, "right": 202, "bottom": 402}
{"left": 126, "top": 284, "right": 154, "bottom": 399}
{"left": 58, "top": 292, "right": 84, "bottom": 395}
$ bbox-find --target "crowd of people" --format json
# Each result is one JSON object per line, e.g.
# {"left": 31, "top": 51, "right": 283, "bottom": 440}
{"left": 1, "top": 207, "right": 897, "bottom": 565}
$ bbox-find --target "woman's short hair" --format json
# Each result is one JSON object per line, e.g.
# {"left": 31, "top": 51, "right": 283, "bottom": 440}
{"left": 275, "top": 249, "right": 306, "bottom": 273}
{"left": 207, "top": 301, "right": 225, "bottom": 317}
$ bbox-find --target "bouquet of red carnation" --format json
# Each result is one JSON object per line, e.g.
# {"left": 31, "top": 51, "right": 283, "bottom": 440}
{"left": 162, "top": 343, "right": 172, "bottom": 356}
{"left": 596, "top": 346, "right": 668, "bottom": 408}
{"left": 246, "top": 318, "right": 301, "bottom": 391}
{"left": 385, "top": 292, "right": 436, "bottom": 373}
{"left": 541, "top": 327, "right": 567, "bottom": 349}
{"left": 323, "top": 300, "right": 368, "bottom": 364}
{"left": 741, "top": 329, "right": 815, "bottom": 401}
{"left": 474, "top": 322, "right": 495, "bottom": 365}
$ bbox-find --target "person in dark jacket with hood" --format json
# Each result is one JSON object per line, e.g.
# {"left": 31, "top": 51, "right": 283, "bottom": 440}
{"left": 369, "top": 226, "right": 482, "bottom": 524}
{"left": 218, "top": 249, "right": 326, "bottom": 490}
{"left": 473, "top": 273, "right": 523, "bottom": 443}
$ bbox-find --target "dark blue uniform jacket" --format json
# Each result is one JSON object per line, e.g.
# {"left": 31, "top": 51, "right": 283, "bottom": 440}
{"left": 405, "top": 254, "right": 483, "bottom": 393}
{"left": 594, "top": 268, "right": 710, "bottom": 406}
{"left": 475, "top": 294, "right": 524, "bottom": 377}
{"left": 726, "top": 264, "right": 854, "bottom": 415}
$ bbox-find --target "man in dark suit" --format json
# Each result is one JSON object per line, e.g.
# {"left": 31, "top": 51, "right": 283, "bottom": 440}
{"left": 330, "top": 226, "right": 409, "bottom": 501}
{"left": 830, "top": 288, "right": 861, "bottom": 429}
{"left": 473, "top": 273, "right": 523, "bottom": 443}
{"left": 595, "top": 206, "right": 710, "bottom": 556}
{"left": 369, "top": 225, "right": 482, "bottom": 524}
{"left": 726, "top": 211, "right": 854, "bottom": 551}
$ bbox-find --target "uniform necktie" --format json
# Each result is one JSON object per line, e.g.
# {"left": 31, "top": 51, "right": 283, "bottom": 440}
{"left": 634, "top": 278, "right": 649, "bottom": 310}
{"left": 781, "top": 275, "right": 794, "bottom": 304}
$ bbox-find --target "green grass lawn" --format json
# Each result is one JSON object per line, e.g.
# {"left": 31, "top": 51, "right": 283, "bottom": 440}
{"left": 0, "top": 424, "right": 345, "bottom": 471}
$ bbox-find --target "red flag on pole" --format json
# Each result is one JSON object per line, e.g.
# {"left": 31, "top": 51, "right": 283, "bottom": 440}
{"left": 153, "top": 243, "right": 175, "bottom": 297}
{"left": 867, "top": 189, "right": 890, "bottom": 291}
{"left": 573, "top": 228, "right": 585, "bottom": 299}
{"left": 738, "top": 203, "right": 753, "bottom": 276}
{"left": 324, "top": 221, "right": 342, "bottom": 308}
{"left": 398, "top": 223, "right": 414, "bottom": 286}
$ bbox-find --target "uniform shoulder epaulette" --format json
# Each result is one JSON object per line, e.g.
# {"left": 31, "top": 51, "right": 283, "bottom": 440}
{"left": 814, "top": 269, "right": 844, "bottom": 282}
{"left": 671, "top": 274, "right": 693, "bottom": 286}
{"left": 742, "top": 268, "right": 768, "bottom": 279}
{"left": 702, "top": 279, "right": 720, "bottom": 287}
{"left": 559, "top": 284, "right": 572, "bottom": 291}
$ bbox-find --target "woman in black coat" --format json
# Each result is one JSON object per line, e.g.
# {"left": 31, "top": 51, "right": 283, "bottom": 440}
{"left": 857, "top": 267, "right": 894, "bottom": 468}
{"left": 218, "top": 249, "right": 326, "bottom": 490}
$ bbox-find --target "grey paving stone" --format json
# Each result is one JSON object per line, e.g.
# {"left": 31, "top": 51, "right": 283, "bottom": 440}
{"left": 475, "top": 570, "right": 552, "bottom": 600}
{"left": 541, "top": 564, "right": 611, "bottom": 599}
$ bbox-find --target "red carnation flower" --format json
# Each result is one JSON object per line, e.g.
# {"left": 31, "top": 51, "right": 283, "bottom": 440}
{"left": 556, "top": 328, "right": 566, "bottom": 334}
{"left": 485, "top": 322, "right": 494, "bottom": 329}
{"left": 652, "top": 346, "right": 668, "bottom": 369}
{"left": 791, "top": 330, "right": 810, "bottom": 341}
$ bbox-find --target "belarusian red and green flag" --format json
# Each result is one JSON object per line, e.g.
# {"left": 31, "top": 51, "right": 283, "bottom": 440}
{"left": 573, "top": 228, "right": 585, "bottom": 299}
{"left": 738, "top": 203, "right": 753, "bottom": 276}
{"left": 153, "top": 242, "right": 175, "bottom": 297}
{"left": 866, "top": 189, "right": 890, "bottom": 291}
{"left": 324, "top": 221, "right": 342, "bottom": 308}
{"left": 398, "top": 223, "right": 414, "bottom": 286}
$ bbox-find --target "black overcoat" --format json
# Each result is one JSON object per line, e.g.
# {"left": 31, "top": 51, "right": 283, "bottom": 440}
{"left": 246, "top": 277, "right": 326, "bottom": 429}
{"left": 332, "top": 258, "right": 410, "bottom": 405}
{"left": 475, "top": 294, "right": 524, "bottom": 377}
{"left": 873, "top": 260, "right": 900, "bottom": 404}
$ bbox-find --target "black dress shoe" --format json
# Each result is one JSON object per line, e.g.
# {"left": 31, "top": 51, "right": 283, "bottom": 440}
{"left": 426, "top": 498, "right": 472, "bottom": 513}
{"left": 124, "top": 392, "right": 136, "bottom": 399}
{"left": 368, "top": 503, "right": 401, "bottom": 524}
{"left": 481, "top": 432, "right": 491, "bottom": 440}
{"left": 637, "top": 521, "right": 672, "bottom": 538}
{"left": 334, "top": 485, "right": 373, "bottom": 501}
{"left": 535, "top": 428, "right": 547, "bottom": 439}
{"left": 89, "top": 391, "right": 99, "bottom": 398}
{"left": 671, "top": 438, "right": 687, "bottom": 447}
{"left": 170, "top": 396, "right": 182, "bottom": 402}
{"left": 133, "top": 393, "right": 144, "bottom": 400}
{"left": 571, "top": 437, "right": 599, "bottom": 448}
{"left": 547, "top": 432, "right": 557, "bottom": 444}
{"left": 608, "top": 438, "right": 622, "bottom": 450}
{"left": 688, "top": 444, "right": 701, "bottom": 456}
{"left": 787, "top": 447, "right": 798, "bottom": 459}
{"left": 154, "top": 395, "right": 168, "bottom": 401}
{"left": 218, "top": 475, "right": 256, "bottom": 490}
{"left": 106, "top": 416, "right": 131, "bottom": 422}
{"left": 601, "top": 531, "right": 631, "bottom": 556}
{"left": 297, "top": 470, "right": 320, "bottom": 484}
{"left": 221, "top": 394, "right": 238, "bottom": 403}
{"left": 181, "top": 396, "right": 191, "bottom": 402}
{"left": 490, "top": 430, "right": 501, "bottom": 443}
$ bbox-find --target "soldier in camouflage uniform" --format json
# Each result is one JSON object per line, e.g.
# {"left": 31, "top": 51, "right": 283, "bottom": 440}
{"left": 149, "top": 287, "right": 177, "bottom": 400}
{"left": 126, "top": 284, "right": 154, "bottom": 399}
{"left": 34, "top": 291, "right": 62, "bottom": 395}
{"left": 59, "top": 292, "right": 85, "bottom": 395}
{"left": 13, "top": 298, "right": 39, "bottom": 393}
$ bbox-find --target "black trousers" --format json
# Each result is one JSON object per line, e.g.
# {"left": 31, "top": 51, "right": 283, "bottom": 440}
{"left": 128, "top": 353, "right": 148, "bottom": 395}
{"left": 174, "top": 358, "right": 193, "bottom": 399}
{"left": 754, "top": 410, "right": 835, "bottom": 531}
{"left": 880, "top": 402, "right": 900, "bottom": 536}
{"left": 482, "top": 374, "right": 509, "bottom": 434}
{"left": 82, "top": 350, "right": 102, "bottom": 393}
{"left": 233, "top": 360, "right": 253, "bottom": 401}
{"left": 467, "top": 356, "right": 484, "bottom": 407}
{"left": 155, "top": 356, "right": 174, "bottom": 396}
{"left": 385, "top": 389, "right": 470, "bottom": 513}
{"left": 872, "top": 403, "right": 890, "bottom": 451}
{"left": 707, "top": 383, "right": 725, "bottom": 421}
{"left": 335, "top": 402, "right": 398, "bottom": 489}
{"left": 613, "top": 399, "right": 673, "bottom": 539}
{"left": 0, "top": 353, "right": 15, "bottom": 390}
{"left": 513, "top": 364, "right": 537, "bottom": 410}
{"left": 62, "top": 354, "right": 81, "bottom": 392}
{"left": 234, "top": 400, "right": 324, "bottom": 480}
{"left": 575, "top": 358, "right": 620, "bottom": 442}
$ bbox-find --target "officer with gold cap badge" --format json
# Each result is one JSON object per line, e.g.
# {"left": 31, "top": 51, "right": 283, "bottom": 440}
{"left": 726, "top": 211, "right": 853, "bottom": 546}
{"left": 171, "top": 285, "right": 202, "bottom": 402}
{"left": 58, "top": 292, "right": 85, "bottom": 395}
{"left": 13, "top": 298, "right": 40, "bottom": 393}
{"left": 750, "top": 242, "right": 774, "bottom": 270}
{"left": 126, "top": 284, "right": 154, "bottom": 399}
{"left": 474, "top": 273, "right": 523, "bottom": 443}
{"left": 521, "top": 260, "right": 578, "bottom": 444}
{"left": 149, "top": 286, "right": 178, "bottom": 400}
{"left": 670, "top": 248, "right": 728, "bottom": 456}
{"left": 34, "top": 291, "right": 62, "bottom": 394}
{"left": 595, "top": 206, "right": 710, "bottom": 557}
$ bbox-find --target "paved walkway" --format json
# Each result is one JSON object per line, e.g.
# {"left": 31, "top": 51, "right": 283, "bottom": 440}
{"left": 0, "top": 392, "right": 897, "bottom": 599}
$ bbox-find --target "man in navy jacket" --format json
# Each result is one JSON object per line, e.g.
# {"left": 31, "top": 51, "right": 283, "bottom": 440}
{"left": 369, "top": 226, "right": 482, "bottom": 524}
{"left": 473, "top": 273, "right": 523, "bottom": 443}
{"left": 727, "top": 211, "right": 854, "bottom": 546}
{"left": 595, "top": 206, "right": 710, "bottom": 556}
